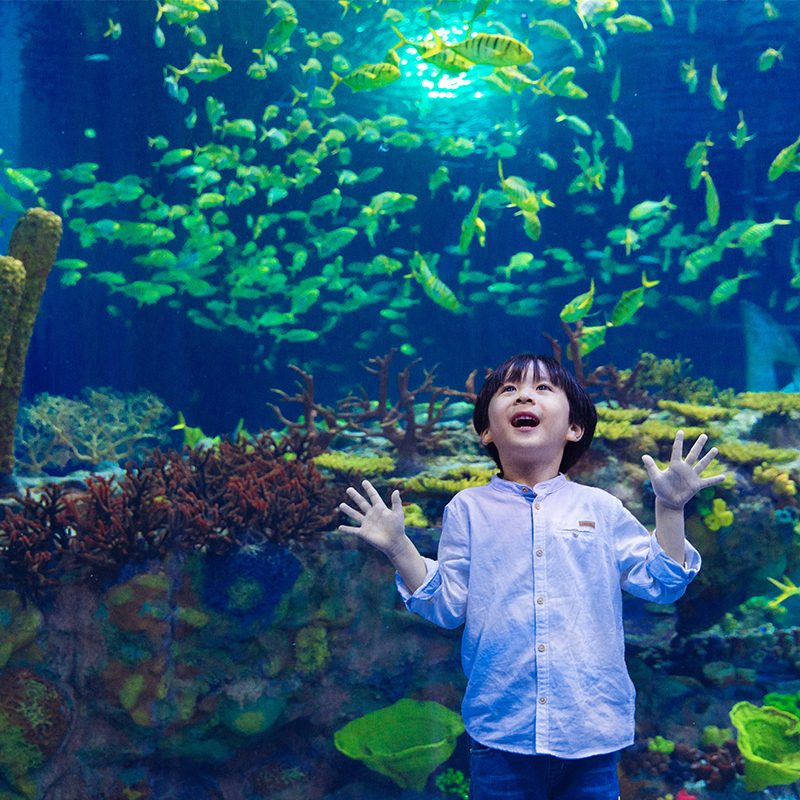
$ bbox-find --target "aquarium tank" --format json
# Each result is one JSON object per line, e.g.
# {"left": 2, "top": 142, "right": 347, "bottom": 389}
{"left": 0, "top": 0, "right": 799, "bottom": 797}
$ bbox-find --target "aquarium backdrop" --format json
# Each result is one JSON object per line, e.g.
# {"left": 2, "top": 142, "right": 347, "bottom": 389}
{"left": 1, "top": 0, "right": 800, "bottom": 798}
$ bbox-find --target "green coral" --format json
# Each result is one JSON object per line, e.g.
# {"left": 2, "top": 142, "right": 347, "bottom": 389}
{"left": 716, "top": 441, "right": 798, "bottom": 465}
{"left": 294, "top": 624, "right": 330, "bottom": 674}
{"left": 648, "top": 735, "right": 675, "bottom": 754}
{"left": 436, "top": 767, "right": 469, "bottom": 799}
{"left": 701, "top": 725, "right": 734, "bottom": 747}
{"left": 638, "top": 419, "right": 710, "bottom": 443}
{"left": 735, "top": 392, "right": 800, "bottom": 414}
{"left": 701, "top": 498, "right": 734, "bottom": 531}
{"left": 595, "top": 406, "right": 651, "bottom": 423}
{"left": 0, "top": 590, "right": 42, "bottom": 668}
{"left": 754, "top": 462, "right": 797, "bottom": 496}
{"left": 313, "top": 451, "right": 395, "bottom": 478}
{"left": 657, "top": 399, "right": 736, "bottom": 423}
{"left": 620, "top": 352, "right": 719, "bottom": 403}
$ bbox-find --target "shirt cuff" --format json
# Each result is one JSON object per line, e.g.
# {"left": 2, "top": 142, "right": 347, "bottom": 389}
{"left": 649, "top": 533, "right": 702, "bottom": 582}
{"left": 396, "top": 556, "right": 440, "bottom": 603}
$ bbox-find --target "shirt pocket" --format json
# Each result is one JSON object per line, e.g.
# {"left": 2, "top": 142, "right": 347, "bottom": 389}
{"left": 554, "top": 522, "right": 606, "bottom": 558}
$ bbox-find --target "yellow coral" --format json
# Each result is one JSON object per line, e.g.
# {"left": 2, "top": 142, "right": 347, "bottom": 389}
{"left": 703, "top": 497, "right": 734, "bottom": 531}
{"left": 595, "top": 406, "right": 651, "bottom": 423}
{"left": 312, "top": 451, "right": 395, "bottom": 478}
{"left": 638, "top": 420, "right": 709, "bottom": 442}
{"left": 657, "top": 399, "right": 736, "bottom": 423}
{"left": 594, "top": 419, "right": 636, "bottom": 440}
{"left": 735, "top": 392, "right": 800, "bottom": 415}
{"left": 717, "top": 441, "right": 797, "bottom": 465}
{"left": 403, "top": 502, "right": 429, "bottom": 528}
{"left": 767, "top": 575, "right": 800, "bottom": 609}
{"left": 407, "top": 466, "right": 495, "bottom": 496}
{"left": 754, "top": 462, "right": 798, "bottom": 496}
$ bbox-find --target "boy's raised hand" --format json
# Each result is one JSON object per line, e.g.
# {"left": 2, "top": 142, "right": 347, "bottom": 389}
{"left": 339, "top": 480, "right": 406, "bottom": 555}
{"left": 642, "top": 430, "right": 725, "bottom": 510}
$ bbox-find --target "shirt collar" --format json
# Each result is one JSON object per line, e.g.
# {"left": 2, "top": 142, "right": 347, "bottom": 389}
{"left": 489, "top": 473, "right": 567, "bottom": 497}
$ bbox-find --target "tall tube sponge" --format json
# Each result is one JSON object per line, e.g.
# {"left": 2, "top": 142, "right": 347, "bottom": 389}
{"left": 0, "top": 208, "right": 62, "bottom": 494}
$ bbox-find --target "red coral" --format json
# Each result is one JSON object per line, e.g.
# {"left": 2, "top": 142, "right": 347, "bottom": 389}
{"left": 0, "top": 433, "right": 337, "bottom": 594}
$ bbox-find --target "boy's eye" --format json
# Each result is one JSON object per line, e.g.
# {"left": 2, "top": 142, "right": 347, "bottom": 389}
{"left": 501, "top": 384, "right": 515, "bottom": 392}
{"left": 537, "top": 383, "right": 552, "bottom": 391}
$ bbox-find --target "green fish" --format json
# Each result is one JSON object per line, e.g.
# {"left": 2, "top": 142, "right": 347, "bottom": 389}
{"left": 710, "top": 271, "right": 758, "bottom": 306}
{"left": 560, "top": 280, "right": 595, "bottom": 322}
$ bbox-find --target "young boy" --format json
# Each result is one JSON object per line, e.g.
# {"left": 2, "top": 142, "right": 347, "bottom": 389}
{"left": 339, "top": 353, "right": 723, "bottom": 800}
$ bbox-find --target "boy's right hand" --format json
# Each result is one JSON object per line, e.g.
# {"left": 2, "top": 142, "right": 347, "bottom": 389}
{"left": 338, "top": 480, "right": 406, "bottom": 556}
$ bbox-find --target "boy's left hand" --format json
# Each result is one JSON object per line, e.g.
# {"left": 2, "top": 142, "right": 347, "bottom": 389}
{"left": 642, "top": 430, "right": 725, "bottom": 510}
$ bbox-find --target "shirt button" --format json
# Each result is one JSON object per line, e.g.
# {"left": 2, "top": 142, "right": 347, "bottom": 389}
{"left": 537, "top": 597, "right": 544, "bottom": 604}
{"left": 534, "top": 502, "right": 541, "bottom": 510}
{"left": 536, "top": 549, "right": 543, "bottom": 557}
{"left": 572, "top": 529, "right": 579, "bottom": 537}
{"left": 539, "top": 697, "right": 547, "bottom": 704}
{"left": 538, "top": 644, "right": 546, "bottom": 652}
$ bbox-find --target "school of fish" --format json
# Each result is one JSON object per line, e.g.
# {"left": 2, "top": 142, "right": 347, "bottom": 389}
{"left": 1, "top": 0, "right": 798, "bottom": 367}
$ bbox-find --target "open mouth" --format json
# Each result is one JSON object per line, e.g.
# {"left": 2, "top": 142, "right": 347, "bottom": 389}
{"left": 511, "top": 413, "right": 540, "bottom": 429}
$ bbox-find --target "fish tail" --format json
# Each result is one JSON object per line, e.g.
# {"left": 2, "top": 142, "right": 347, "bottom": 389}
{"left": 328, "top": 72, "right": 342, "bottom": 94}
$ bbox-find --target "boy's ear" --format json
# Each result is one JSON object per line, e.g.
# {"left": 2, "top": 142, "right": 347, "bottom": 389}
{"left": 479, "top": 427, "right": 493, "bottom": 445}
{"left": 566, "top": 423, "right": 584, "bottom": 442}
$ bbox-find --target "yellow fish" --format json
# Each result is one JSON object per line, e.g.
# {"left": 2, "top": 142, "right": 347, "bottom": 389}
{"left": 460, "top": 186, "right": 486, "bottom": 252}
{"left": 391, "top": 27, "right": 474, "bottom": 75}
{"left": 709, "top": 63, "right": 727, "bottom": 110}
{"left": 768, "top": 134, "right": 800, "bottom": 180}
{"left": 680, "top": 58, "right": 698, "bottom": 94}
{"left": 729, "top": 111, "right": 755, "bottom": 149}
{"left": 699, "top": 170, "right": 719, "bottom": 227}
{"left": 167, "top": 45, "right": 231, "bottom": 83}
{"left": 425, "top": 28, "right": 532, "bottom": 67}
{"left": 758, "top": 45, "right": 784, "bottom": 71}
{"left": 329, "top": 62, "right": 400, "bottom": 92}
{"left": 709, "top": 271, "right": 758, "bottom": 306}
{"left": 407, "top": 252, "right": 461, "bottom": 312}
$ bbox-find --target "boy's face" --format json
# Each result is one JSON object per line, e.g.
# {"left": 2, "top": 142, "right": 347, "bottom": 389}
{"left": 479, "top": 363, "right": 584, "bottom": 477}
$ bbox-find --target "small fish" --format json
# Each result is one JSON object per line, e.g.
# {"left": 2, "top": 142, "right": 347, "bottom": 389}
{"left": 729, "top": 110, "right": 755, "bottom": 149}
{"left": 768, "top": 134, "right": 800, "bottom": 181}
{"left": 764, "top": 1, "right": 779, "bottom": 18}
{"left": 709, "top": 63, "right": 727, "bottom": 110}
{"left": 459, "top": 187, "right": 486, "bottom": 252}
{"left": 659, "top": 0, "right": 675, "bottom": 25}
{"left": 407, "top": 251, "right": 461, "bottom": 312}
{"left": 429, "top": 166, "right": 450, "bottom": 197}
{"left": 699, "top": 170, "right": 719, "bottom": 227}
{"left": 154, "top": 25, "right": 166, "bottom": 48}
{"left": 329, "top": 63, "right": 400, "bottom": 93}
{"left": 737, "top": 214, "right": 791, "bottom": 248}
{"left": 710, "top": 271, "right": 758, "bottom": 306}
{"left": 680, "top": 58, "right": 698, "bottom": 94}
{"left": 628, "top": 196, "right": 676, "bottom": 221}
{"left": 758, "top": 45, "right": 784, "bottom": 71}
{"left": 610, "top": 63, "right": 621, "bottom": 102}
{"left": 611, "top": 164, "right": 625, "bottom": 206}
{"left": 528, "top": 18, "right": 571, "bottom": 39}
{"left": 425, "top": 28, "right": 532, "bottom": 67}
{"left": 607, "top": 14, "right": 652, "bottom": 33}
{"left": 555, "top": 108, "right": 592, "bottom": 136}
{"left": 537, "top": 150, "right": 558, "bottom": 170}
{"left": 84, "top": 53, "right": 111, "bottom": 62}
{"left": 183, "top": 24, "right": 207, "bottom": 46}
{"left": 560, "top": 280, "right": 595, "bottom": 322}
{"left": 610, "top": 272, "right": 659, "bottom": 326}
{"left": 607, "top": 112, "right": 633, "bottom": 151}
{"left": 104, "top": 18, "right": 122, "bottom": 40}
{"left": 167, "top": 45, "right": 232, "bottom": 83}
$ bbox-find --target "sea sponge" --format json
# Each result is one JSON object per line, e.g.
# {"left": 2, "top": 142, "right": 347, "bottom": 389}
{"left": 0, "top": 209, "right": 62, "bottom": 475}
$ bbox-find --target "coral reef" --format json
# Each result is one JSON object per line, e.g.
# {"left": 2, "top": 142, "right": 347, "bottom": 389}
{"left": 14, "top": 388, "right": 172, "bottom": 473}
{"left": 0, "top": 433, "right": 336, "bottom": 596}
{"left": 0, "top": 209, "right": 62, "bottom": 479}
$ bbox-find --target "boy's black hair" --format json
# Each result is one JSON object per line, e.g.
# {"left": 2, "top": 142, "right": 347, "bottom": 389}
{"left": 472, "top": 353, "right": 597, "bottom": 475}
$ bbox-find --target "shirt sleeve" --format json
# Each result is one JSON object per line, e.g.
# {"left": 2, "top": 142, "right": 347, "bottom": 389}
{"left": 615, "top": 501, "right": 701, "bottom": 603}
{"left": 395, "top": 501, "right": 470, "bottom": 629}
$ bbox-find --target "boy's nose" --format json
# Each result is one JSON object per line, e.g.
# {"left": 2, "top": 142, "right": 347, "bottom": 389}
{"left": 515, "top": 393, "right": 533, "bottom": 403}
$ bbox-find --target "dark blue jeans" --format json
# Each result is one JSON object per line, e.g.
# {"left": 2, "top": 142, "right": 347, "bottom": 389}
{"left": 468, "top": 739, "right": 619, "bottom": 800}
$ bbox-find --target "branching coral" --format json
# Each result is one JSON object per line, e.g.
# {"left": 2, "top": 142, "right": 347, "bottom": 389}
{"left": 735, "top": 392, "right": 800, "bottom": 414}
{"left": 312, "top": 451, "right": 395, "bottom": 479}
{"left": 0, "top": 433, "right": 337, "bottom": 596}
{"left": 716, "top": 441, "right": 797, "bottom": 465}
{"left": 657, "top": 399, "right": 736, "bottom": 423}
{"left": 14, "top": 388, "right": 172, "bottom": 473}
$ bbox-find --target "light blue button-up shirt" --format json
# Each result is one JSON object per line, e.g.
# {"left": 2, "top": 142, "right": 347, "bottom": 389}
{"left": 396, "top": 474, "right": 701, "bottom": 758}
